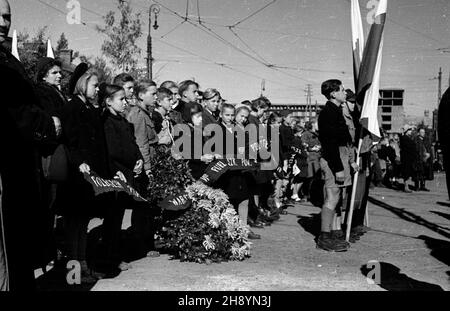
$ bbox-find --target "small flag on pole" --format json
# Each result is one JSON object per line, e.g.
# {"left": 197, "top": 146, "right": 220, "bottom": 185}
{"left": 46, "top": 39, "right": 55, "bottom": 58}
{"left": 357, "top": 0, "right": 387, "bottom": 138}
{"left": 11, "top": 30, "right": 20, "bottom": 61}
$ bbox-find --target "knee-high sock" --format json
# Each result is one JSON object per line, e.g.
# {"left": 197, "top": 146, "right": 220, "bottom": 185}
{"left": 321, "top": 206, "right": 334, "bottom": 233}
{"left": 238, "top": 200, "right": 249, "bottom": 225}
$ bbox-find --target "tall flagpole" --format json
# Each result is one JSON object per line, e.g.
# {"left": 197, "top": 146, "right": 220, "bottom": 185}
{"left": 345, "top": 138, "right": 363, "bottom": 241}
{"left": 345, "top": 0, "right": 366, "bottom": 242}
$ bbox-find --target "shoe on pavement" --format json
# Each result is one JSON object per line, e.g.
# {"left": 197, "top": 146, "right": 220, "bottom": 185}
{"left": 248, "top": 218, "right": 264, "bottom": 228}
{"left": 248, "top": 231, "right": 261, "bottom": 239}
{"left": 316, "top": 233, "right": 348, "bottom": 252}
{"left": 118, "top": 261, "right": 132, "bottom": 271}
{"left": 256, "top": 215, "right": 271, "bottom": 226}
{"left": 353, "top": 225, "right": 370, "bottom": 234}
{"left": 147, "top": 251, "right": 160, "bottom": 258}
{"left": 331, "top": 230, "right": 355, "bottom": 245}
{"left": 408, "top": 184, "right": 418, "bottom": 191}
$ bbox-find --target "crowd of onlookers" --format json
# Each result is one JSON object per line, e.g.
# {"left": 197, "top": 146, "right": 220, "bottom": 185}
{"left": 1, "top": 0, "right": 449, "bottom": 291}
{"left": 371, "top": 126, "right": 437, "bottom": 193}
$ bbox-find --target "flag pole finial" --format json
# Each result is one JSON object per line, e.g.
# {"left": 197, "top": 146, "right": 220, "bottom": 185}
{"left": 11, "top": 29, "right": 20, "bottom": 61}
{"left": 47, "top": 39, "right": 55, "bottom": 59}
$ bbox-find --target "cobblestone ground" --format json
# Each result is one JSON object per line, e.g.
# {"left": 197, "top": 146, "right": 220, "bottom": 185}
{"left": 92, "top": 173, "right": 450, "bottom": 291}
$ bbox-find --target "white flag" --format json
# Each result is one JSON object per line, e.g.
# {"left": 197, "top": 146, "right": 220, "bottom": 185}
{"left": 11, "top": 30, "right": 20, "bottom": 61}
{"left": 47, "top": 39, "right": 55, "bottom": 58}
{"left": 351, "top": 0, "right": 364, "bottom": 88}
{"left": 358, "top": 0, "right": 387, "bottom": 138}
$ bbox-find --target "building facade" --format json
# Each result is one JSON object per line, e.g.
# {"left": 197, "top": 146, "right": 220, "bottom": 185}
{"left": 269, "top": 103, "right": 324, "bottom": 120}
{"left": 378, "top": 88, "right": 405, "bottom": 134}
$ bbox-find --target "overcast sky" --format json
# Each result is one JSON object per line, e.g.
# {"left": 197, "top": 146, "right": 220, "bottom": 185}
{"left": 10, "top": 0, "right": 450, "bottom": 116}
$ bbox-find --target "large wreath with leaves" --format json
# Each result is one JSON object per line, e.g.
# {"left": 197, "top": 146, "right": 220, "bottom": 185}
{"left": 146, "top": 147, "right": 252, "bottom": 263}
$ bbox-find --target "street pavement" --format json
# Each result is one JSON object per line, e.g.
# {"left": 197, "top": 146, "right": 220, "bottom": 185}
{"left": 90, "top": 173, "right": 449, "bottom": 291}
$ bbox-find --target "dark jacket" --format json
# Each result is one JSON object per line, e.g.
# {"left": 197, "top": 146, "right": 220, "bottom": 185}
{"left": 58, "top": 96, "right": 111, "bottom": 217}
{"left": 438, "top": 87, "right": 450, "bottom": 148}
{"left": 34, "top": 82, "right": 68, "bottom": 155}
{"left": 185, "top": 124, "right": 208, "bottom": 180}
{"left": 174, "top": 99, "right": 195, "bottom": 123}
{"left": 399, "top": 134, "right": 418, "bottom": 179}
{"left": 415, "top": 135, "right": 431, "bottom": 180}
{"left": 61, "top": 96, "right": 110, "bottom": 177}
{"left": 279, "top": 123, "right": 295, "bottom": 162}
{"left": 151, "top": 109, "right": 164, "bottom": 134}
{"left": 0, "top": 44, "right": 57, "bottom": 291}
{"left": 378, "top": 145, "right": 396, "bottom": 163}
{"left": 104, "top": 110, "right": 143, "bottom": 184}
{"left": 202, "top": 108, "right": 218, "bottom": 129}
{"left": 214, "top": 122, "right": 250, "bottom": 203}
{"left": 291, "top": 136, "right": 309, "bottom": 178}
{"left": 34, "top": 82, "right": 67, "bottom": 119}
{"left": 318, "top": 101, "right": 352, "bottom": 174}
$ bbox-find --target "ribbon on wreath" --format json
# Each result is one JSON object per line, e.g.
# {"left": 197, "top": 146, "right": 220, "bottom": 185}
{"left": 82, "top": 171, "right": 149, "bottom": 203}
{"left": 158, "top": 158, "right": 260, "bottom": 211}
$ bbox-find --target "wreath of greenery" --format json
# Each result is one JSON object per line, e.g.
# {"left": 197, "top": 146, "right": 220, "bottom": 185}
{"left": 146, "top": 147, "right": 252, "bottom": 263}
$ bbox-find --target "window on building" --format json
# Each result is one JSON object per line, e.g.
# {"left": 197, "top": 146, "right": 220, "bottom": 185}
{"left": 382, "top": 115, "right": 392, "bottom": 122}
{"left": 393, "top": 91, "right": 403, "bottom": 98}
{"left": 393, "top": 99, "right": 403, "bottom": 106}
{"left": 382, "top": 124, "right": 392, "bottom": 131}
{"left": 382, "top": 91, "right": 393, "bottom": 98}
{"left": 382, "top": 106, "right": 392, "bottom": 113}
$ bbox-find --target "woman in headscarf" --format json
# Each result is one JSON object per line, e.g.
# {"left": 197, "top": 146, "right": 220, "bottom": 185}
{"left": 33, "top": 57, "right": 68, "bottom": 270}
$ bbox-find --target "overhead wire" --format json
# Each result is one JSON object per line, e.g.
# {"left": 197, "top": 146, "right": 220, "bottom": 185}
{"left": 152, "top": 0, "right": 316, "bottom": 84}
{"left": 230, "top": 0, "right": 277, "bottom": 28}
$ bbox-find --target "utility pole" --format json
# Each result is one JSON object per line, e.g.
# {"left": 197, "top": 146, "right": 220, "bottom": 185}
{"left": 304, "top": 84, "right": 313, "bottom": 120}
{"left": 438, "top": 67, "right": 442, "bottom": 105}
{"left": 147, "top": 4, "right": 160, "bottom": 81}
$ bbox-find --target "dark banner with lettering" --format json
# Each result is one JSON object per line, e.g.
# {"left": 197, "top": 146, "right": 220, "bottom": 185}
{"left": 199, "top": 158, "right": 260, "bottom": 185}
{"left": 83, "top": 160, "right": 260, "bottom": 211}
{"left": 83, "top": 171, "right": 149, "bottom": 203}
{"left": 159, "top": 159, "right": 260, "bottom": 211}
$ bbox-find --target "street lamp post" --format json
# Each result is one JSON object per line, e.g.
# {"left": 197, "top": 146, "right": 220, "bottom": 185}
{"left": 147, "top": 3, "right": 160, "bottom": 81}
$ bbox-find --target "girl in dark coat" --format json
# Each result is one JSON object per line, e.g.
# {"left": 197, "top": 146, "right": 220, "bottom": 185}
{"left": 186, "top": 103, "right": 210, "bottom": 179}
{"left": 59, "top": 70, "right": 110, "bottom": 283}
{"left": 215, "top": 105, "right": 260, "bottom": 239}
{"left": 99, "top": 84, "right": 144, "bottom": 273}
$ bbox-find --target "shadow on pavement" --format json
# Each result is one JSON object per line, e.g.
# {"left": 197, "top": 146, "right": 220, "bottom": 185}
{"left": 431, "top": 211, "right": 450, "bottom": 221}
{"left": 360, "top": 262, "right": 444, "bottom": 291}
{"left": 35, "top": 261, "right": 97, "bottom": 292}
{"left": 368, "top": 196, "right": 450, "bottom": 239}
{"left": 297, "top": 213, "right": 321, "bottom": 238}
{"left": 437, "top": 201, "right": 450, "bottom": 208}
{"left": 417, "top": 235, "right": 450, "bottom": 267}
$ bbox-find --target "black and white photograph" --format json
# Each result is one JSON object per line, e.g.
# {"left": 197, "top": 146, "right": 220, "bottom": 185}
{"left": 0, "top": 0, "right": 449, "bottom": 297}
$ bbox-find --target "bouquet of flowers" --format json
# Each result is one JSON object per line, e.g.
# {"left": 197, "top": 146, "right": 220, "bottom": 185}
{"left": 160, "top": 181, "right": 252, "bottom": 263}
